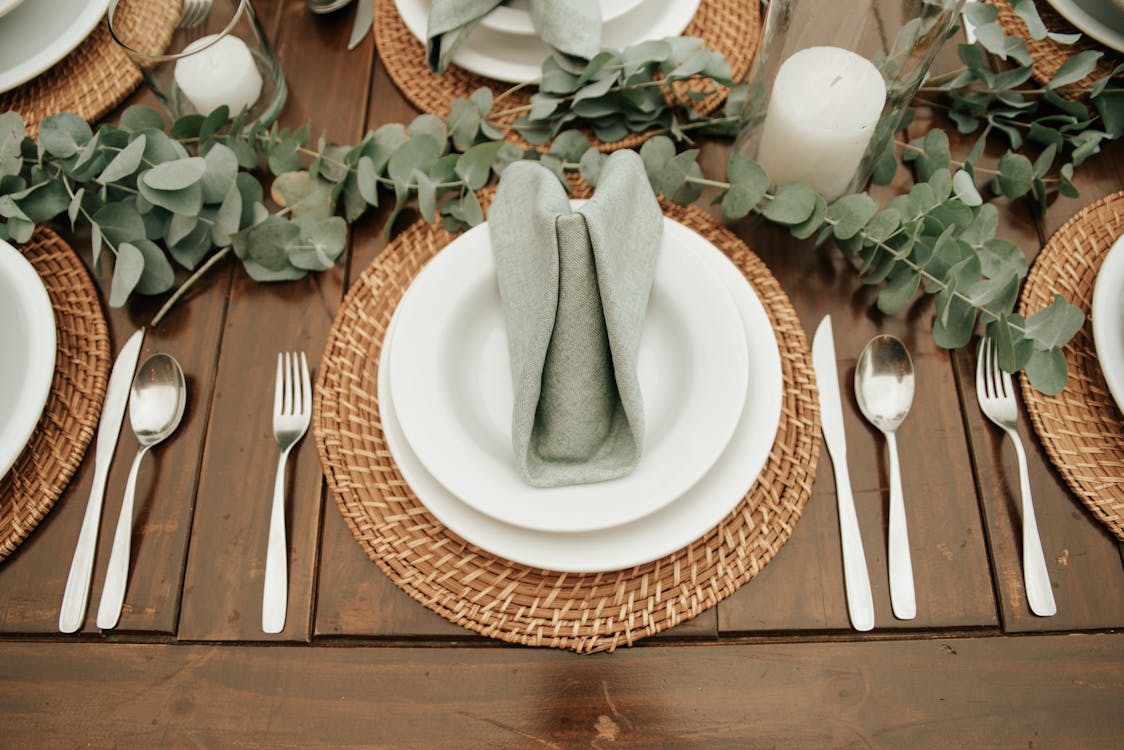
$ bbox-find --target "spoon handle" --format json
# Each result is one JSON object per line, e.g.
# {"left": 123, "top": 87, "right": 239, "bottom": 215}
{"left": 886, "top": 433, "right": 916, "bottom": 620}
{"left": 96, "top": 447, "right": 148, "bottom": 630}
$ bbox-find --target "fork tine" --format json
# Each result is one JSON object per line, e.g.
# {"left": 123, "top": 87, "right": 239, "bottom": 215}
{"left": 284, "top": 352, "right": 294, "bottom": 416}
{"left": 299, "top": 352, "right": 311, "bottom": 417}
{"left": 999, "top": 355, "right": 1014, "bottom": 401}
{"left": 976, "top": 338, "right": 987, "bottom": 398}
{"left": 274, "top": 353, "right": 283, "bottom": 416}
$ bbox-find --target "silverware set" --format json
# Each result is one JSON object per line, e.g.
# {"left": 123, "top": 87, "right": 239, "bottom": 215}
{"left": 58, "top": 342, "right": 312, "bottom": 634}
{"left": 813, "top": 315, "right": 1056, "bottom": 631}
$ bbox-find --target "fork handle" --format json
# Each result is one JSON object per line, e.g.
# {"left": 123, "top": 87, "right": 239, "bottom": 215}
{"left": 1007, "top": 427, "right": 1057, "bottom": 617}
{"left": 886, "top": 433, "right": 916, "bottom": 620}
{"left": 262, "top": 448, "right": 290, "bottom": 634}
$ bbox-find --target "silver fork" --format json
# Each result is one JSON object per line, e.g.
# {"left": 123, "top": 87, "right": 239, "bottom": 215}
{"left": 975, "top": 338, "right": 1057, "bottom": 617}
{"left": 262, "top": 352, "right": 311, "bottom": 634}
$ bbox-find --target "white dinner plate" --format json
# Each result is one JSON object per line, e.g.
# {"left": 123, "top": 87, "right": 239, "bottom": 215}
{"left": 0, "top": 0, "right": 26, "bottom": 21}
{"left": 380, "top": 223, "right": 783, "bottom": 572}
{"left": 395, "top": 0, "right": 702, "bottom": 82}
{"left": 0, "top": 0, "right": 111, "bottom": 93}
{"left": 1092, "top": 232, "right": 1124, "bottom": 412}
{"left": 480, "top": 0, "right": 648, "bottom": 36}
{"left": 389, "top": 217, "right": 749, "bottom": 533}
{"left": 1043, "top": 0, "right": 1124, "bottom": 52}
{"left": 0, "top": 240, "right": 56, "bottom": 481}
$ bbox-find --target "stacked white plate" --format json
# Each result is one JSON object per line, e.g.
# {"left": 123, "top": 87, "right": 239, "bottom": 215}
{"left": 1043, "top": 0, "right": 1124, "bottom": 53}
{"left": 1092, "top": 233, "right": 1124, "bottom": 412}
{"left": 395, "top": 0, "right": 703, "bottom": 82}
{"left": 0, "top": 0, "right": 111, "bottom": 93}
{"left": 0, "top": 240, "right": 57, "bottom": 482}
{"left": 379, "top": 213, "right": 784, "bottom": 572}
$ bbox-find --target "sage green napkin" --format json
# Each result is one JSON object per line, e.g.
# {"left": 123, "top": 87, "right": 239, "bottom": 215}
{"left": 427, "top": 0, "right": 602, "bottom": 74}
{"left": 488, "top": 150, "right": 662, "bottom": 488}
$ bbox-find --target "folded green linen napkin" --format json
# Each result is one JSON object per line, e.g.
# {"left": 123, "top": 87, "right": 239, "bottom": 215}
{"left": 426, "top": 0, "right": 602, "bottom": 74}
{"left": 488, "top": 150, "right": 662, "bottom": 488}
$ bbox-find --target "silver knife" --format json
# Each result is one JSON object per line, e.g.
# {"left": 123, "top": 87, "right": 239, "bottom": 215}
{"left": 58, "top": 327, "right": 145, "bottom": 633}
{"left": 347, "top": 0, "right": 373, "bottom": 50}
{"left": 811, "top": 315, "right": 875, "bottom": 632}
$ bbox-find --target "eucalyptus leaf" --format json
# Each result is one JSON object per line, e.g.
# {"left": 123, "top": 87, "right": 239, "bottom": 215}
{"left": 141, "top": 157, "right": 207, "bottom": 191}
{"left": 97, "top": 134, "right": 147, "bottom": 185}
{"left": 761, "top": 183, "right": 817, "bottom": 225}
{"left": 1024, "top": 346, "right": 1067, "bottom": 394}
{"left": 109, "top": 242, "right": 146, "bottom": 307}
{"left": 201, "top": 143, "right": 239, "bottom": 203}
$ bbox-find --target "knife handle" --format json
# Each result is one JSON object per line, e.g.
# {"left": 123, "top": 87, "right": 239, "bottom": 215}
{"left": 58, "top": 465, "right": 110, "bottom": 633}
{"left": 833, "top": 459, "right": 875, "bottom": 632}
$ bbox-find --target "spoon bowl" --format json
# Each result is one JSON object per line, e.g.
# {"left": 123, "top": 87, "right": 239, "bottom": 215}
{"left": 854, "top": 334, "right": 916, "bottom": 621}
{"left": 855, "top": 335, "right": 915, "bottom": 431}
{"left": 96, "top": 352, "right": 186, "bottom": 629}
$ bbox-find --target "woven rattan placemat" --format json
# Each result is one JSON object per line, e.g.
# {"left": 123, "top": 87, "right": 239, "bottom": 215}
{"left": 1018, "top": 190, "right": 1124, "bottom": 541}
{"left": 0, "top": 0, "right": 179, "bottom": 138}
{"left": 314, "top": 202, "right": 819, "bottom": 653}
{"left": 373, "top": 0, "right": 760, "bottom": 152}
{"left": 0, "top": 228, "right": 110, "bottom": 562}
{"left": 992, "top": 0, "right": 1121, "bottom": 91}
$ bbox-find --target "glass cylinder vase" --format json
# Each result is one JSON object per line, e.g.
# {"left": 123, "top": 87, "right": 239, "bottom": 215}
{"left": 108, "top": 0, "right": 287, "bottom": 125}
{"left": 733, "top": 0, "right": 965, "bottom": 201}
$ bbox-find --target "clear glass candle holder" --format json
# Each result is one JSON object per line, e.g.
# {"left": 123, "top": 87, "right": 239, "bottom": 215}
{"left": 108, "top": 0, "right": 286, "bottom": 125}
{"left": 733, "top": 0, "right": 965, "bottom": 201}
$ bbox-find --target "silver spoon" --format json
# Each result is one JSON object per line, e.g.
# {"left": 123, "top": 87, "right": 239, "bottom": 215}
{"left": 96, "top": 353, "right": 187, "bottom": 630}
{"left": 855, "top": 335, "right": 916, "bottom": 621}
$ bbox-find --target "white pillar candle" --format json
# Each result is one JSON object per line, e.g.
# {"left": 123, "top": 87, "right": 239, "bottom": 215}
{"left": 756, "top": 46, "right": 887, "bottom": 202}
{"left": 173, "top": 34, "right": 263, "bottom": 117}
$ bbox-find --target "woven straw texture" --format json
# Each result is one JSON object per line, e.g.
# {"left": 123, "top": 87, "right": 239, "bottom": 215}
{"left": 0, "top": 0, "right": 179, "bottom": 138}
{"left": 1018, "top": 190, "right": 1124, "bottom": 542}
{"left": 0, "top": 228, "right": 110, "bottom": 562}
{"left": 314, "top": 201, "right": 820, "bottom": 653}
{"left": 373, "top": 0, "right": 760, "bottom": 152}
{"left": 991, "top": 0, "right": 1121, "bottom": 92}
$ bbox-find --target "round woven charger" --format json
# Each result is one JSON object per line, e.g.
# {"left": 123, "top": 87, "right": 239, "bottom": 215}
{"left": 0, "top": 228, "right": 111, "bottom": 562}
{"left": 0, "top": 0, "right": 179, "bottom": 138}
{"left": 991, "top": 0, "right": 1121, "bottom": 92}
{"left": 373, "top": 0, "right": 760, "bottom": 152}
{"left": 1018, "top": 190, "right": 1124, "bottom": 541}
{"left": 314, "top": 201, "right": 820, "bottom": 653}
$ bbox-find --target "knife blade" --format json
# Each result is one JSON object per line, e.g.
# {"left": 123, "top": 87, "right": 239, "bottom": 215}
{"left": 58, "top": 326, "right": 145, "bottom": 633}
{"left": 811, "top": 314, "right": 875, "bottom": 632}
{"left": 347, "top": 0, "right": 373, "bottom": 50}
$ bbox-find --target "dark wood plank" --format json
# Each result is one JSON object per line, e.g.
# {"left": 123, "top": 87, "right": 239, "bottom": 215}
{"left": 946, "top": 128, "right": 1124, "bottom": 632}
{"left": 176, "top": 0, "right": 375, "bottom": 641}
{"left": 3, "top": 635, "right": 1123, "bottom": 747}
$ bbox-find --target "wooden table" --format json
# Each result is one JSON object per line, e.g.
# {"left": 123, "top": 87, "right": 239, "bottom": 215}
{"left": 3, "top": 2, "right": 1123, "bottom": 746}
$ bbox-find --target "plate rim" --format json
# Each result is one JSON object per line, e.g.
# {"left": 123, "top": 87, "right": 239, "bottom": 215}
{"left": 1092, "top": 232, "right": 1124, "bottom": 410}
{"left": 0, "top": 0, "right": 111, "bottom": 93}
{"left": 379, "top": 224, "right": 784, "bottom": 572}
{"left": 1042, "top": 0, "right": 1124, "bottom": 53}
{"left": 0, "top": 240, "right": 57, "bottom": 481}
{"left": 388, "top": 215, "right": 749, "bottom": 533}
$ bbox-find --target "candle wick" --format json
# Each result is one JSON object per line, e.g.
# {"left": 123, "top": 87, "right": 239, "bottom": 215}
{"left": 830, "top": 74, "right": 844, "bottom": 87}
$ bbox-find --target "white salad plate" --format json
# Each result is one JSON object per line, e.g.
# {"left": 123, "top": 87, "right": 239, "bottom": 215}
{"left": 1044, "top": 0, "right": 1124, "bottom": 52}
{"left": 0, "top": 0, "right": 111, "bottom": 93}
{"left": 395, "top": 0, "right": 702, "bottom": 82}
{"left": 380, "top": 220, "right": 783, "bottom": 572}
{"left": 480, "top": 0, "right": 648, "bottom": 36}
{"left": 0, "top": 240, "right": 56, "bottom": 481}
{"left": 389, "top": 216, "right": 749, "bottom": 533}
{"left": 1092, "top": 232, "right": 1124, "bottom": 412}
